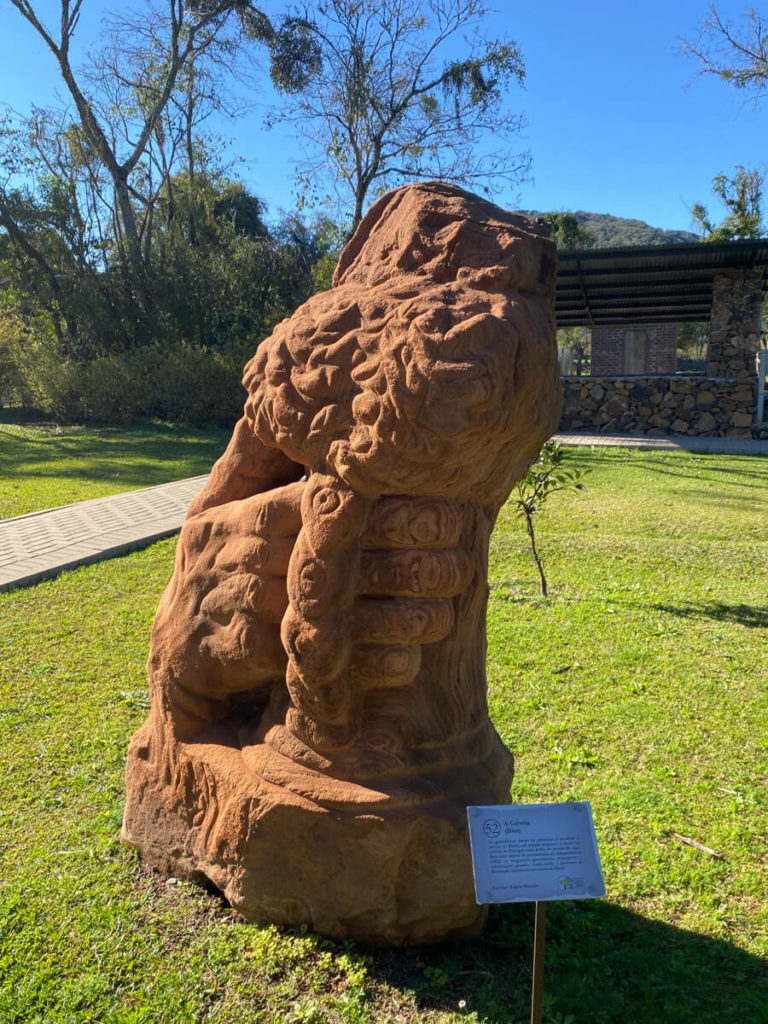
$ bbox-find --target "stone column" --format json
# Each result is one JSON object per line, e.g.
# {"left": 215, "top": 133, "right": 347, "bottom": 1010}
{"left": 706, "top": 268, "right": 764, "bottom": 378}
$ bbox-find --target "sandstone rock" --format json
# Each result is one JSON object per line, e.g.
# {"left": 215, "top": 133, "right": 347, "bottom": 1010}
{"left": 731, "top": 388, "right": 755, "bottom": 404}
{"left": 695, "top": 411, "right": 717, "bottom": 432}
{"left": 696, "top": 390, "right": 716, "bottom": 407}
{"left": 732, "top": 411, "right": 754, "bottom": 427}
{"left": 602, "top": 396, "right": 626, "bottom": 418}
{"left": 122, "top": 182, "right": 561, "bottom": 946}
{"left": 670, "top": 418, "right": 690, "bottom": 434}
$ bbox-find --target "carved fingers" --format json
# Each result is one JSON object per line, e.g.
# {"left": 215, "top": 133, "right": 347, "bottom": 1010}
{"left": 282, "top": 487, "right": 474, "bottom": 752}
{"left": 155, "top": 464, "right": 474, "bottom": 755}
{"left": 362, "top": 495, "right": 462, "bottom": 548}
{"left": 353, "top": 495, "right": 473, "bottom": 686}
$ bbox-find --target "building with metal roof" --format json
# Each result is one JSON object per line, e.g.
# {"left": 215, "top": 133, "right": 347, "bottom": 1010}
{"left": 556, "top": 238, "right": 768, "bottom": 327}
{"left": 553, "top": 239, "right": 768, "bottom": 438}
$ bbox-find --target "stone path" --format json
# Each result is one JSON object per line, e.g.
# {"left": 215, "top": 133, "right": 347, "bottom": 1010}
{"left": 0, "top": 475, "right": 208, "bottom": 593}
{"left": 552, "top": 431, "right": 768, "bottom": 456}
{"left": 1, "top": 431, "right": 766, "bottom": 593}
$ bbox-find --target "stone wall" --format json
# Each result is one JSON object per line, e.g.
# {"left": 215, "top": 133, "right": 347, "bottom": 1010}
{"left": 560, "top": 375, "right": 757, "bottom": 438}
{"left": 706, "top": 268, "right": 763, "bottom": 378}
{"left": 591, "top": 324, "right": 677, "bottom": 376}
{"left": 558, "top": 259, "right": 766, "bottom": 438}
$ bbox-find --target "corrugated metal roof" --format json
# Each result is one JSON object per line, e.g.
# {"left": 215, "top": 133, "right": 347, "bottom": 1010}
{"left": 556, "top": 238, "right": 768, "bottom": 327}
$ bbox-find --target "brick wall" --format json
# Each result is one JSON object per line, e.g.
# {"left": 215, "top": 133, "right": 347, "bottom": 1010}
{"left": 591, "top": 324, "right": 677, "bottom": 376}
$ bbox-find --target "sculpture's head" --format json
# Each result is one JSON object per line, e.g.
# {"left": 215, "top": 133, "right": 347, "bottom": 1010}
{"left": 244, "top": 182, "right": 561, "bottom": 506}
{"left": 332, "top": 180, "right": 556, "bottom": 294}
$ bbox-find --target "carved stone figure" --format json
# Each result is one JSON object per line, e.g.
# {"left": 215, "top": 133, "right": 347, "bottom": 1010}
{"left": 122, "top": 182, "right": 562, "bottom": 945}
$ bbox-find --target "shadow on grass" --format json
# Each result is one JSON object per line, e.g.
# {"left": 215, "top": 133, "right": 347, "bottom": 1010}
{"left": 0, "top": 417, "right": 231, "bottom": 490}
{"left": 666, "top": 485, "right": 768, "bottom": 512}
{"left": 571, "top": 449, "right": 768, "bottom": 487}
{"left": 650, "top": 601, "right": 768, "bottom": 630}
{"left": 490, "top": 592, "right": 768, "bottom": 632}
{"left": 363, "top": 900, "right": 767, "bottom": 1024}
{"left": 0, "top": 406, "right": 54, "bottom": 425}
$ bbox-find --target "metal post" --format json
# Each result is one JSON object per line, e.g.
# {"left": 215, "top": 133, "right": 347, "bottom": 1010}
{"left": 755, "top": 349, "right": 767, "bottom": 424}
{"left": 530, "top": 901, "right": 547, "bottom": 1024}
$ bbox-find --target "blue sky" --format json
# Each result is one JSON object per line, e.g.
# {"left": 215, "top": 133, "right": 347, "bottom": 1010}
{"left": 0, "top": 0, "right": 763, "bottom": 232}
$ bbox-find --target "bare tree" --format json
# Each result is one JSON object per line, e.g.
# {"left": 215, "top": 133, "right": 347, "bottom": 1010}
{"left": 682, "top": 5, "right": 768, "bottom": 100}
{"left": 682, "top": 8, "right": 767, "bottom": 242}
{"left": 0, "top": 106, "right": 101, "bottom": 345}
{"left": 7, "top": 0, "right": 274, "bottom": 299}
{"left": 270, "top": 0, "right": 529, "bottom": 234}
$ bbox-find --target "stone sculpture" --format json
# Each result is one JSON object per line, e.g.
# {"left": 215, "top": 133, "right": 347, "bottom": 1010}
{"left": 122, "top": 182, "right": 562, "bottom": 945}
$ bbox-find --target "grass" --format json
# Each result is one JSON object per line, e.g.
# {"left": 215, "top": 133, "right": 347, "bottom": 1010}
{"left": 0, "top": 416, "right": 231, "bottom": 518}
{"left": 0, "top": 444, "right": 766, "bottom": 1023}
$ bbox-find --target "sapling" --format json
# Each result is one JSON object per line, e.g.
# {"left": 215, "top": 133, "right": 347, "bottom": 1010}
{"left": 509, "top": 441, "right": 588, "bottom": 597}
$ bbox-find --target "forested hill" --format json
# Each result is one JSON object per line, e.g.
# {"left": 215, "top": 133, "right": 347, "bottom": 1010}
{"left": 523, "top": 210, "right": 701, "bottom": 248}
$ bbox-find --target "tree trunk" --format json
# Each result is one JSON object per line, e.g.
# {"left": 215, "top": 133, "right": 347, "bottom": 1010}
{"left": 185, "top": 70, "right": 197, "bottom": 247}
{"left": 525, "top": 513, "right": 548, "bottom": 597}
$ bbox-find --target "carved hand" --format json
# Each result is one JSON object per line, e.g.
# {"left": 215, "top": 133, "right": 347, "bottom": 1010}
{"left": 150, "top": 468, "right": 472, "bottom": 747}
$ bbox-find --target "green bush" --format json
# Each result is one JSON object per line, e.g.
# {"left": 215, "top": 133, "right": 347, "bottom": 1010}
{"left": 13, "top": 333, "right": 87, "bottom": 421}
{"left": 78, "top": 354, "right": 148, "bottom": 424}
{"left": 9, "top": 332, "right": 249, "bottom": 427}
{"left": 144, "top": 344, "right": 245, "bottom": 425}
{"left": 0, "top": 314, "right": 26, "bottom": 404}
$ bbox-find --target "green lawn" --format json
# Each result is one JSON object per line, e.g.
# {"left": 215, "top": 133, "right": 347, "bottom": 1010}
{"left": 0, "top": 446, "right": 766, "bottom": 1023}
{"left": 0, "top": 419, "right": 231, "bottom": 518}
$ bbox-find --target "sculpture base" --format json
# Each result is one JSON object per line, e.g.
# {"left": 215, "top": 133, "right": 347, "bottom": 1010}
{"left": 122, "top": 719, "right": 513, "bottom": 945}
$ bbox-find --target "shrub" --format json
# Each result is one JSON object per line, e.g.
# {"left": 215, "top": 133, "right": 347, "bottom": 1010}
{"left": 145, "top": 345, "right": 245, "bottom": 426}
{"left": 13, "top": 332, "right": 86, "bottom": 421}
{"left": 0, "top": 314, "right": 27, "bottom": 404}
{"left": 77, "top": 355, "right": 148, "bottom": 424}
{"left": 9, "top": 332, "right": 249, "bottom": 427}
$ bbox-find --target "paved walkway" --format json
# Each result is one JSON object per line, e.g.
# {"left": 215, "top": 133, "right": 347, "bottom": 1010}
{"left": 1, "top": 432, "right": 766, "bottom": 593}
{"left": 552, "top": 432, "right": 768, "bottom": 455}
{"left": 0, "top": 476, "right": 208, "bottom": 593}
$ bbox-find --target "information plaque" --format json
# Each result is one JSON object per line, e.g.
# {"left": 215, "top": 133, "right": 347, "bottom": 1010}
{"left": 467, "top": 801, "right": 606, "bottom": 904}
